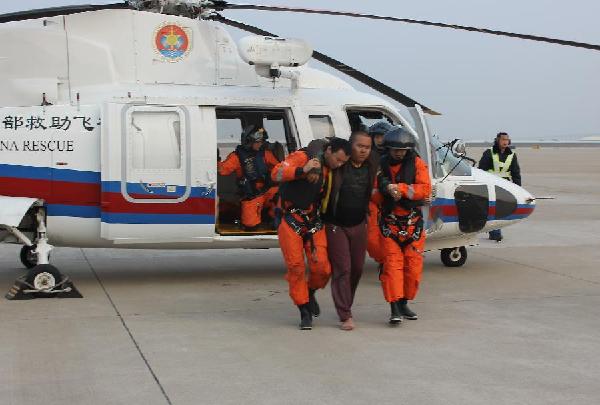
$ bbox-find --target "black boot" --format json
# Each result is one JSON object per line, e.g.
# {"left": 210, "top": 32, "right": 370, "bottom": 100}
{"left": 298, "top": 304, "right": 313, "bottom": 330}
{"left": 399, "top": 299, "right": 418, "bottom": 320}
{"left": 308, "top": 289, "right": 320, "bottom": 317}
{"left": 389, "top": 301, "right": 402, "bottom": 325}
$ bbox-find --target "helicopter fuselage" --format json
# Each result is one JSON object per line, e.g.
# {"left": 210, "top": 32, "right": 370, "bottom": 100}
{"left": 0, "top": 9, "right": 535, "bottom": 252}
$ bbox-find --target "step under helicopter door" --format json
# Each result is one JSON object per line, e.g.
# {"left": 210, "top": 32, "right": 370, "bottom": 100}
{"left": 100, "top": 103, "right": 216, "bottom": 243}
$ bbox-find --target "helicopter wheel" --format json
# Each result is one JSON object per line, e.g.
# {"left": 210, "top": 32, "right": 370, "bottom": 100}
{"left": 24, "top": 264, "right": 63, "bottom": 298}
{"left": 440, "top": 246, "right": 467, "bottom": 267}
{"left": 20, "top": 245, "right": 38, "bottom": 269}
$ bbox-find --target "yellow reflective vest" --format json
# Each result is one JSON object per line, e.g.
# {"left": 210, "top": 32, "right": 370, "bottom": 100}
{"left": 488, "top": 147, "right": 514, "bottom": 181}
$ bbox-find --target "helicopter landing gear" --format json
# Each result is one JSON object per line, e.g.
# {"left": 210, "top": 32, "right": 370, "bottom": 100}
{"left": 5, "top": 208, "right": 82, "bottom": 300}
{"left": 20, "top": 244, "right": 38, "bottom": 269}
{"left": 440, "top": 246, "right": 467, "bottom": 267}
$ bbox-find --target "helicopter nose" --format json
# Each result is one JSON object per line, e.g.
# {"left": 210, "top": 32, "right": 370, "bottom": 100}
{"left": 506, "top": 189, "right": 536, "bottom": 220}
{"left": 513, "top": 195, "right": 536, "bottom": 220}
{"left": 491, "top": 182, "right": 535, "bottom": 221}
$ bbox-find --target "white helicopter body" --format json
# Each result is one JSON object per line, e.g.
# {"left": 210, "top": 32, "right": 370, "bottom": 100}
{"left": 0, "top": 8, "right": 534, "bottom": 273}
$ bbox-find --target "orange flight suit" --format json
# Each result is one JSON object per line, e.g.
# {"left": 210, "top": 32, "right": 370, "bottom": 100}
{"left": 218, "top": 149, "right": 280, "bottom": 228}
{"left": 367, "top": 199, "right": 385, "bottom": 264}
{"left": 271, "top": 151, "right": 332, "bottom": 305}
{"left": 376, "top": 156, "right": 431, "bottom": 302}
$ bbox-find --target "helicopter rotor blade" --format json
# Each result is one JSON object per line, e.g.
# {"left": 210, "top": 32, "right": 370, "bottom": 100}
{"left": 212, "top": 15, "right": 440, "bottom": 115}
{"left": 0, "top": 3, "right": 131, "bottom": 24}
{"left": 223, "top": 3, "right": 600, "bottom": 52}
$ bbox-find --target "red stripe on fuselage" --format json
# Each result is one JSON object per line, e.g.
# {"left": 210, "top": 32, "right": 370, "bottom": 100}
{"left": 514, "top": 207, "right": 534, "bottom": 215}
{"left": 0, "top": 176, "right": 99, "bottom": 205}
{"left": 101, "top": 192, "right": 215, "bottom": 215}
{"left": 0, "top": 177, "right": 215, "bottom": 215}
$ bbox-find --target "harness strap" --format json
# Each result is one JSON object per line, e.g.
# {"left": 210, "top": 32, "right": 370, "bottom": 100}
{"left": 283, "top": 208, "right": 323, "bottom": 259}
{"left": 379, "top": 209, "right": 424, "bottom": 248}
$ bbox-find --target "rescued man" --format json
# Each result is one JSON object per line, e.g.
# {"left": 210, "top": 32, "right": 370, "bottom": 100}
{"left": 366, "top": 121, "right": 394, "bottom": 267}
{"left": 322, "top": 131, "right": 378, "bottom": 331}
{"left": 477, "top": 131, "right": 522, "bottom": 241}
{"left": 271, "top": 137, "right": 351, "bottom": 330}
{"left": 218, "top": 125, "right": 280, "bottom": 231}
{"left": 375, "top": 127, "right": 432, "bottom": 324}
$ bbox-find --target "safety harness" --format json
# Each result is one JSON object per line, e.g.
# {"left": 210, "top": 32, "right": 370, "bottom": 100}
{"left": 279, "top": 145, "right": 330, "bottom": 258}
{"left": 378, "top": 152, "right": 425, "bottom": 248}
{"left": 283, "top": 208, "right": 324, "bottom": 258}
{"left": 236, "top": 146, "right": 271, "bottom": 199}
{"left": 379, "top": 209, "right": 424, "bottom": 248}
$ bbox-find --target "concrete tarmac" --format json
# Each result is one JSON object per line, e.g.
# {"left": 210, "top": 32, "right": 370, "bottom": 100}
{"left": 1, "top": 147, "right": 599, "bottom": 405}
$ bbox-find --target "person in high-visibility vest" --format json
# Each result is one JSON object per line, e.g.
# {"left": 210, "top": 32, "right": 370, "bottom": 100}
{"left": 478, "top": 132, "right": 522, "bottom": 241}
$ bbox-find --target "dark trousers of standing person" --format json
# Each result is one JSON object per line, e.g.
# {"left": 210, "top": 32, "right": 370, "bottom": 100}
{"left": 326, "top": 221, "right": 368, "bottom": 322}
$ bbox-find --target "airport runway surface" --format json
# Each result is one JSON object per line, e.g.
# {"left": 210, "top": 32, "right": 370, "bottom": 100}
{"left": 1, "top": 147, "right": 599, "bottom": 405}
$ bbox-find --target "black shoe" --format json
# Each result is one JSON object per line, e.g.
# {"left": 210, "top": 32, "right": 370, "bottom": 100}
{"left": 399, "top": 299, "right": 418, "bottom": 320}
{"left": 308, "top": 289, "right": 320, "bottom": 317}
{"left": 389, "top": 301, "right": 402, "bottom": 325}
{"left": 298, "top": 304, "right": 313, "bottom": 330}
{"left": 488, "top": 231, "right": 503, "bottom": 242}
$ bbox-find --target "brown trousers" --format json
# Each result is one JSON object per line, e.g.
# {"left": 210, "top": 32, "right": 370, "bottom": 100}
{"left": 325, "top": 221, "right": 368, "bottom": 321}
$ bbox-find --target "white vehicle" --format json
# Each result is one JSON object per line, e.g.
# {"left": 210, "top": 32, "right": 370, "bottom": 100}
{"left": 0, "top": 1, "right": 546, "bottom": 297}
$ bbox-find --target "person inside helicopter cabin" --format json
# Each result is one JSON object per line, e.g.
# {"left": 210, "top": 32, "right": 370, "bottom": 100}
{"left": 477, "top": 131, "right": 522, "bottom": 242}
{"left": 218, "top": 125, "right": 281, "bottom": 231}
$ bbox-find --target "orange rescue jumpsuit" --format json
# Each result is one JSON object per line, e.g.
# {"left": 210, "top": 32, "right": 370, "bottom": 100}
{"left": 271, "top": 151, "right": 332, "bottom": 305}
{"left": 367, "top": 200, "right": 385, "bottom": 264}
{"left": 375, "top": 156, "right": 431, "bottom": 302}
{"left": 218, "top": 149, "right": 280, "bottom": 228}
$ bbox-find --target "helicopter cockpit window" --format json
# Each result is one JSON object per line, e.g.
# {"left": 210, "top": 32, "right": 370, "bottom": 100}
{"left": 429, "top": 136, "right": 472, "bottom": 178}
{"left": 309, "top": 115, "right": 335, "bottom": 139}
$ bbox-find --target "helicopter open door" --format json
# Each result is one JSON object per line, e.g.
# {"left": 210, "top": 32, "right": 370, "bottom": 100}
{"left": 101, "top": 103, "right": 217, "bottom": 243}
{"left": 407, "top": 105, "right": 435, "bottom": 232}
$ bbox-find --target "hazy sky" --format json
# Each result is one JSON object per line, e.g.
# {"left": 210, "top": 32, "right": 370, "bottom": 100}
{"left": 3, "top": 0, "right": 600, "bottom": 141}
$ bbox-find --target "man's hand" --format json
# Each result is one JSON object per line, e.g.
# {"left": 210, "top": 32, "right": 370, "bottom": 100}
{"left": 387, "top": 184, "right": 402, "bottom": 201}
{"left": 303, "top": 158, "right": 321, "bottom": 174}
{"left": 306, "top": 172, "right": 321, "bottom": 183}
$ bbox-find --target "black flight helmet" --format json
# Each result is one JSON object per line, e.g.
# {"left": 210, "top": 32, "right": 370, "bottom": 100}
{"left": 241, "top": 124, "right": 268, "bottom": 148}
{"left": 383, "top": 127, "right": 416, "bottom": 150}
{"left": 368, "top": 121, "right": 394, "bottom": 138}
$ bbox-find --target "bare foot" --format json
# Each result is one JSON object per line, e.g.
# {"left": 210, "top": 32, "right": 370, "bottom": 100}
{"left": 340, "top": 318, "right": 355, "bottom": 331}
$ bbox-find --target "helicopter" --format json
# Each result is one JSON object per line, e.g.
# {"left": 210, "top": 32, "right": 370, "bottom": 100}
{"left": 0, "top": 0, "right": 561, "bottom": 298}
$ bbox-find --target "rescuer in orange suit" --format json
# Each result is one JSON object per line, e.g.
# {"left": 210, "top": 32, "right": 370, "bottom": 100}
{"left": 218, "top": 125, "right": 280, "bottom": 230}
{"left": 366, "top": 121, "right": 394, "bottom": 266}
{"left": 271, "top": 137, "right": 351, "bottom": 330}
{"left": 374, "top": 127, "right": 431, "bottom": 324}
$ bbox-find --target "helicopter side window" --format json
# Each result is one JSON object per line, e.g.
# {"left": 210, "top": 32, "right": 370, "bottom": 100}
{"left": 130, "top": 111, "right": 182, "bottom": 170}
{"left": 346, "top": 109, "right": 394, "bottom": 132}
{"left": 309, "top": 115, "right": 335, "bottom": 139}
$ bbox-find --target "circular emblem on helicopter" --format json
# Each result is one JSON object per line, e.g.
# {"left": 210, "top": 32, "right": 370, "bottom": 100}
{"left": 154, "top": 23, "right": 191, "bottom": 62}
